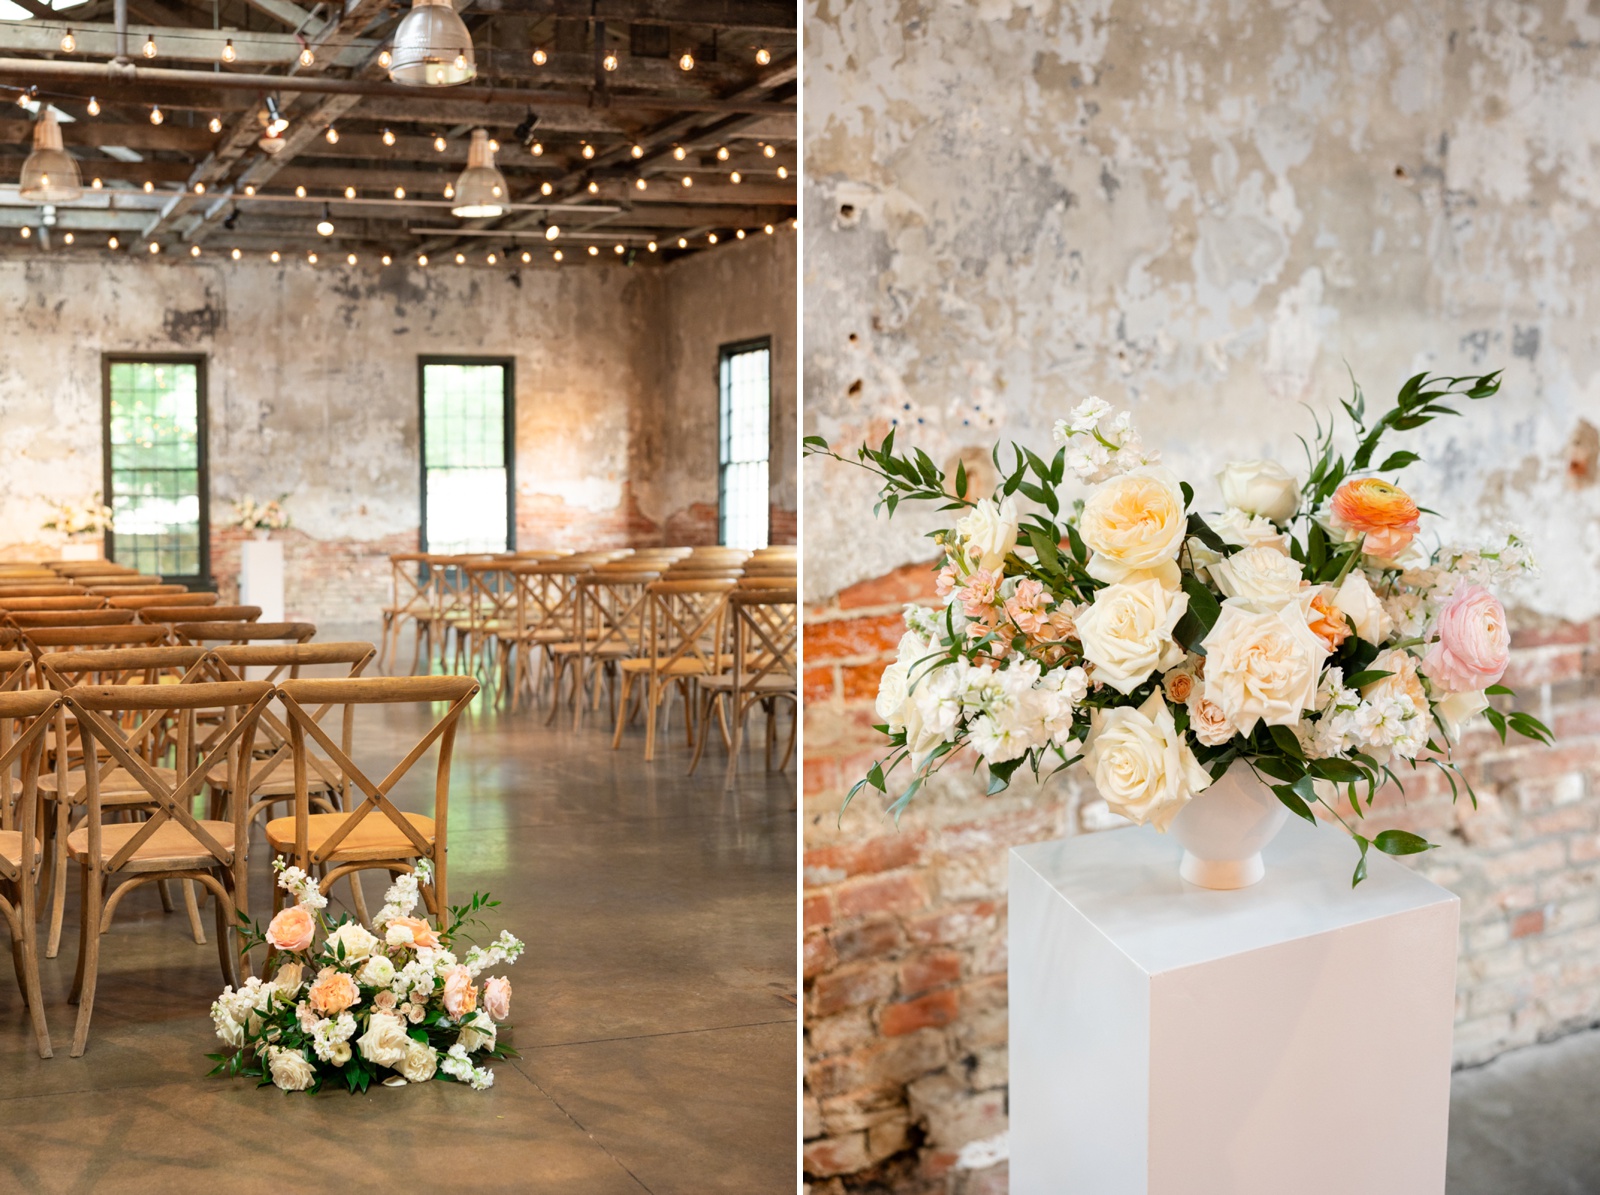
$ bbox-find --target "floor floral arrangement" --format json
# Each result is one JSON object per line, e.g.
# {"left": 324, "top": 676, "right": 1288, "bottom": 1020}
{"left": 209, "top": 861, "right": 523, "bottom": 1092}
{"left": 805, "top": 372, "right": 1553, "bottom": 884}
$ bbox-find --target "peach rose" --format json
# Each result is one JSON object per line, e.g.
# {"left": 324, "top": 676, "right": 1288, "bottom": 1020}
{"left": 385, "top": 916, "right": 439, "bottom": 950}
{"left": 441, "top": 965, "right": 478, "bottom": 1019}
{"left": 307, "top": 967, "right": 360, "bottom": 1015}
{"left": 1423, "top": 584, "right": 1510, "bottom": 692}
{"left": 1330, "top": 478, "right": 1420, "bottom": 560}
{"left": 482, "top": 976, "right": 512, "bottom": 1022}
{"left": 1306, "top": 588, "right": 1352, "bottom": 653}
{"left": 266, "top": 905, "right": 316, "bottom": 953}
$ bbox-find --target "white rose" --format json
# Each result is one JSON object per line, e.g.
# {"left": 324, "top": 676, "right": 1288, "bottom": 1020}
{"left": 1208, "top": 545, "right": 1305, "bottom": 610}
{"left": 1200, "top": 601, "right": 1328, "bottom": 735}
{"left": 1435, "top": 688, "right": 1489, "bottom": 745}
{"left": 397, "top": 1039, "right": 439, "bottom": 1083}
{"left": 357, "top": 955, "right": 396, "bottom": 990}
{"left": 271, "top": 961, "right": 305, "bottom": 1000}
{"left": 267, "top": 1047, "right": 316, "bottom": 1092}
{"left": 1078, "top": 466, "right": 1188, "bottom": 589}
{"left": 456, "top": 1011, "right": 497, "bottom": 1054}
{"left": 874, "top": 661, "right": 910, "bottom": 727}
{"left": 955, "top": 496, "right": 1019, "bottom": 573}
{"left": 1217, "top": 459, "right": 1300, "bottom": 524}
{"left": 1084, "top": 690, "right": 1212, "bottom": 831}
{"left": 1210, "top": 507, "right": 1290, "bottom": 553}
{"left": 356, "top": 1011, "right": 411, "bottom": 1068}
{"left": 327, "top": 922, "right": 379, "bottom": 962}
{"left": 1074, "top": 578, "right": 1189, "bottom": 695}
{"left": 1334, "top": 571, "right": 1394, "bottom": 645}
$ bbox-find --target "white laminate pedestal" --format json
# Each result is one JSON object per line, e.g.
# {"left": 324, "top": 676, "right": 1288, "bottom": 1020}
{"left": 239, "top": 539, "right": 284, "bottom": 623}
{"left": 1008, "top": 819, "right": 1459, "bottom": 1195}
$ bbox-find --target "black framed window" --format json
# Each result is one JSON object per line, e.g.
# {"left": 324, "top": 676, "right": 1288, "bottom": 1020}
{"left": 719, "top": 338, "right": 771, "bottom": 549}
{"left": 102, "top": 355, "right": 209, "bottom": 582}
{"left": 419, "top": 357, "right": 515, "bottom": 554}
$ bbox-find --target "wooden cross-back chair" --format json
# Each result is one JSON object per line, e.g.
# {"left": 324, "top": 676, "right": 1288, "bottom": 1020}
{"left": 264, "top": 675, "right": 479, "bottom": 940}
{"left": 107, "top": 592, "right": 220, "bottom": 611}
{"left": 6, "top": 610, "right": 136, "bottom": 630}
{"left": 378, "top": 552, "right": 431, "bottom": 675}
{"left": 454, "top": 558, "right": 517, "bottom": 680}
{"left": 32, "top": 643, "right": 214, "bottom": 958}
{"left": 426, "top": 554, "right": 488, "bottom": 672}
{"left": 64, "top": 680, "right": 273, "bottom": 1055}
{"left": 613, "top": 578, "right": 737, "bottom": 760}
{"left": 0, "top": 585, "right": 88, "bottom": 598}
{"left": 690, "top": 588, "right": 799, "bottom": 780}
{"left": 497, "top": 554, "right": 621, "bottom": 708}
{"left": 47, "top": 563, "right": 133, "bottom": 577}
{"left": 140, "top": 605, "right": 261, "bottom": 626}
{"left": 85, "top": 584, "right": 186, "bottom": 597}
{"left": 0, "top": 651, "right": 36, "bottom": 833}
{"left": 0, "top": 597, "right": 105, "bottom": 613}
{"left": 555, "top": 569, "right": 662, "bottom": 730}
{"left": 0, "top": 688, "right": 63, "bottom": 1058}
{"left": 172, "top": 621, "right": 315, "bottom": 647}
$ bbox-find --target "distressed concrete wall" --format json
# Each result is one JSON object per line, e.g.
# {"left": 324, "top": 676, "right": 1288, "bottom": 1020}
{"left": 803, "top": 1, "right": 1600, "bottom": 1191}
{"left": 0, "top": 242, "right": 794, "bottom": 621}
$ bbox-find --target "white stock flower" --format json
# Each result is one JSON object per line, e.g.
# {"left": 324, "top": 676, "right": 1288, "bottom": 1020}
{"left": 1216, "top": 459, "right": 1300, "bottom": 524}
{"left": 1200, "top": 601, "right": 1328, "bottom": 735}
{"left": 1078, "top": 466, "right": 1188, "bottom": 589}
{"left": 1075, "top": 578, "right": 1189, "bottom": 694}
{"left": 266, "top": 1047, "right": 316, "bottom": 1091}
{"left": 357, "top": 1011, "right": 412, "bottom": 1068}
{"left": 913, "top": 661, "right": 967, "bottom": 742}
{"left": 955, "top": 496, "right": 1020, "bottom": 573}
{"left": 441, "top": 1043, "right": 495, "bottom": 1090}
{"left": 1436, "top": 688, "right": 1490, "bottom": 744}
{"left": 326, "top": 922, "right": 379, "bottom": 962}
{"left": 1333, "top": 571, "right": 1394, "bottom": 646}
{"left": 1209, "top": 507, "right": 1290, "bottom": 553}
{"left": 1208, "top": 545, "right": 1304, "bottom": 610}
{"left": 1083, "top": 690, "right": 1212, "bottom": 831}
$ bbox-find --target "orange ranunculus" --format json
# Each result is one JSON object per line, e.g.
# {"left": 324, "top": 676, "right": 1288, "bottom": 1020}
{"left": 1330, "top": 478, "right": 1420, "bottom": 560}
{"left": 307, "top": 967, "right": 360, "bottom": 1015}
{"left": 266, "top": 904, "right": 316, "bottom": 953}
{"left": 1306, "top": 589, "right": 1352, "bottom": 652}
{"left": 387, "top": 915, "right": 439, "bottom": 950}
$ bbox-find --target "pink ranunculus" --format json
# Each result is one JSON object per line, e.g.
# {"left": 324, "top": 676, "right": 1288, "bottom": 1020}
{"left": 1423, "top": 584, "right": 1510, "bottom": 692}
{"left": 441, "top": 965, "right": 478, "bottom": 1019}
{"left": 266, "top": 905, "right": 316, "bottom": 953}
{"left": 482, "top": 976, "right": 512, "bottom": 1021}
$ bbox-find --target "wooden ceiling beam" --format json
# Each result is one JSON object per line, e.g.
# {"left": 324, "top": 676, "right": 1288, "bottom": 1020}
{"left": 0, "top": 21, "right": 376, "bottom": 67}
{"left": 468, "top": 0, "right": 794, "bottom": 31}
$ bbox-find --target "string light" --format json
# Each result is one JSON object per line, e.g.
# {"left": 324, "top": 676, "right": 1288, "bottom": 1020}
{"left": 149, "top": 241, "right": 159, "bottom": 253}
{"left": 222, "top": 38, "right": 236, "bottom": 62}
{"left": 108, "top": 235, "right": 118, "bottom": 249}
{"left": 435, "top": 135, "right": 447, "bottom": 152}
{"left": 317, "top": 204, "right": 335, "bottom": 236}
{"left": 678, "top": 51, "right": 694, "bottom": 70}
{"left": 231, "top": 247, "right": 241, "bottom": 259}
{"left": 631, "top": 144, "right": 644, "bottom": 158}
{"left": 587, "top": 181, "right": 599, "bottom": 194}
{"left": 209, "top": 115, "right": 222, "bottom": 133}
{"left": 143, "top": 181, "right": 154, "bottom": 193}
{"left": 545, "top": 225, "right": 559, "bottom": 240}
{"left": 91, "top": 177, "right": 102, "bottom": 189}
{"left": 602, "top": 52, "right": 618, "bottom": 71}
{"left": 307, "top": 251, "right": 317, "bottom": 263}
{"left": 194, "top": 182, "right": 206, "bottom": 194}
{"left": 716, "top": 146, "right": 729, "bottom": 161}
{"left": 264, "top": 98, "right": 289, "bottom": 135}
{"left": 149, "top": 105, "right": 164, "bottom": 125}
{"left": 190, "top": 244, "right": 201, "bottom": 256}
{"left": 647, "top": 240, "right": 657, "bottom": 252}
{"left": 552, "top": 249, "right": 562, "bottom": 261}
{"left": 142, "top": 35, "right": 157, "bottom": 57}
{"left": 777, "top": 165, "right": 789, "bottom": 179}
{"left": 417, "top": 253, "right": 428, "bottom": 266}
{"left": 60, "top": 29, "right": 75, "bottom": 53}
{"left": 325, "top": 125, "right": 339, "bottom": 144}
{"left": 731, "top": 171, "right": 741, "bottom": 184}
{"left": 270, "top": 250, "right": 281, "bottom": 262}
{"left": 378, "top": 48, "right": 392, "bottom": 68}
{"left": 762, "top": 144, "right": 776, "bottom": 158}
{"left": 736, "top": 228, "right": 746, "bottom": 239}
{"left": 394, "top": 186, "right": 406, "bottom": 199}
{"left": 382, "top": 128, "right": 396, "bottom": 146}
{"left": 382, "top": 254, "right": 392, "bottom": 265}
{"left": 453, "top": 52, "right": 467, "bottom": 70}
{"left": 18, "top": 227, "right": 28, "bottom": 239}
{"left": 344, "top": 185, "right": 356, "bottom": 199}
{"left": 347, "top": 252, "right": 357, "bottom": 265}
{"left": 299, "top": 47, "right": 315, "bottom": 67}
{"left": 531, "top": 141, "right": 543, "bottom": 156}
{"left": 677, "top": 237, "right": 687, "bottom": 248}
{"left": 581, "top": 143, "right": 595, "bottom": 159}
{"left": 443, "top": 183, "right": 455, "bottom": 199}
{"left": 454, "top": 252, "right": 465, "bottom": 264}
{"left": 587, "top": 245, "right": 598, "bottom": 256}
{"left": 613, "top": 244, "right": 623, "bottom": 254}
{"left": 532, "top": 48, "right": 547, "bottom": 65}
{"left": 244, "top": 184, "right": 256, "bottom": 196}
{"left": 489, "top": 138, "right": 499, "bottom": 152}
{"left": 63, "top": 232, "right": 74, "bottom": 244}
{"left": 86, "top": 96, "right": 99, "bottom": 116}
{"left": 755, "top": 47, "right": 771, "bottom": 65}
{"left": 681, "top": 175, "right": 692, "bottom": 187}
{"left": 520, "top": 250, "right": 531, "bottom": 262}
{"left": 672, "top": 145, "right": 686, "bottom": 161}
{"left": 295, "top": 185, "right": 306, "bottom": 197}
{"left": 707, "top": 233, "right": 718, "bottom": 244}
{"left": 486, "top": 252, "right": 496, "bottom": 264}
{"left": 540, "top": 182, "right": 554, "bottom": 196}
{"left": 635, "top": 177, "right": 647, "bottom": 191}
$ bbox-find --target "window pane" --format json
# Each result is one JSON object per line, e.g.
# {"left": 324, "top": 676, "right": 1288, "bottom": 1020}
{"left": 106, "top": 360, "right": 203, "bottom": 578}
{"left": 422, "top": 363, "right": 510, "bottom": 554}
{"left": 719, "top": 344, "right": 770, "bottom": 549}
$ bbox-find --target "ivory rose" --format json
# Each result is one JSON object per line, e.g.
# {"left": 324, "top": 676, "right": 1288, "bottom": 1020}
{"left": 483, "top": 976, "right": 512, "bottom": 1021}
{"left": 397, "top": 1040, "right": 439, "bottom": 1083}
{"left": 1208, "top": 545, "right": 1305, "bottom": 609}
{"left": 1436, "top": 688, "right": 1490, "bottom": 744}
{"left": 955, "top": 496, "right": 1020, "bottom": 573}
{"left": 1074, "top": 578, "right": 1189, "bottom": 694}
{"left": 1200, "top": 601, "right": 1328, "bottom": 735}
{"left": 1217, "top": 459, "right": 1300, "bottom": 524}
{"left": 442, "top": 965, "right": 478, "bottom": 1019}
{"left": 270, "top": 962, "right": 305, "bottom": 999}
{"left": 1186, "top": 693, "right": 1237, "bottom": 747}
{"left": 1330, "top": 477, "right": 1420, "bottom": 560}
{"left": 307, "top": 968, "right": 360, "bottom": 1016}
{"left": 327, "top": 922, "right": 379, "bottom": 962}
{"left": 385, "top": 916, "right": 439, "bottom": 950}
{"left": 1083, "top": 690, "right": 1212, "bottom": 831}
{"left": 266, "top": 905, "right": 315, "bottom": 953}
{"left": 1210, "top": 508, "right": 1290, "bottom": 554}
{"left": 457, "top": 1011, "right": 497, "bottom": 1054}
{"left": 357, "top": 1011, "right": 411, "bottom": 1068}
{"left": 1078, "top": 466, "right": 1188, "bottom": 589}
{"left": 1333, "top": 571, "right": 1394, "bottom": 646}
{"left": 1423, "top": 584, "right": 1510, "bottom": 693}
{"left": 266, "top": 1047, "right": 316, "bottom": 1092}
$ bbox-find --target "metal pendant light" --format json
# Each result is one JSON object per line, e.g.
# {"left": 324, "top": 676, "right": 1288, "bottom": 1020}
{"left": 388, "top": 0, "right": 477, "bottom": 86}
{"left": 20, "top": 110, "right": 83, "bottom": 204}
{"left": 451, "top": 128, "right": 507, "bottom": 217}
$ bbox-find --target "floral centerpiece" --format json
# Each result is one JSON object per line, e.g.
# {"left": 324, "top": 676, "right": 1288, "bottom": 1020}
{"left": 41, "top": 492, "right": 113, "bottom": 538}
{"left": 805, "top": 372, "right": 1552, "bottom": 886}
{"left": 230, "top": 495, "right": 291, "bottom": 532}
{"left": 209, "top": 860, "right": 523, "bottom": 1092}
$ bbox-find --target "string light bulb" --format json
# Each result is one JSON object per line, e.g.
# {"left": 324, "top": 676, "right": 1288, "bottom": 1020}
{"left": 531, "top": 141, "right": 543, "bottom": 156}
{"left": 635, "top": 177, "right": 647, "bottom": 191}
{"left": 382, "top": 128, "right": 396, "bottom": 146}
{"left": 587, "top": 245, "right": 598, "bottom": 256}
{"left": 777, "top": 165, "right": 789, "bottom": 179}
{"left": 190, "top": 244, "right": 201, "bottom": 256}
{"left": 731, "top": 171, "right": 741, "bottom": 184}
{"left": 18, "top": 227, "right": 28, "bottom": 239}
{"left": 716, "top": 146, "right": 729, "bottom": 161}
{"left": 443, "top": 183, "right": 455, "bottom": 199}
{"left": 325, "top": 125, "right": 339, "bottom": 144}
{"left": 149, "top": 241, "right": 159, "bottom": 253}
{"left": 142, "top": 34, "right": 157, "bottom": 57}
{"left": 344, "top": 185, "right": 356, "bottom": 199}
{"left": 677, "top": 237, "right": 687, "bottom": 248}
{"left": 552, "top": 249, "right": 562, "bottom": 261}
{"left": 394, "top": 186, "right": 406, "bottom": 199}
{"left": 222, "top": 38, "right": 236, "bottom": 62}
{"left": 91, "top": 177, "right": 102, "bottom": 189}
{"left": 672, "top": 145, "right": 686, "bottom": 161}
{"left": 707, "top": 232, "right": 717, "bottom": 244}
{"left": 347, "top": 252, "right": 357, "bottom": 265}
{"left": 489, "top": 138, "right": 499, "bottom": 152}
{"left": 194, "top": 182, "right": 206, "bottom": 194}
{"left": 647, "top": 240, "right": 657, "bottom": 252}
{"left": 382, "top": 254, "right": 392, "bottom": 265}
{"left": 755, "top": 47, "right": 771, "bottom": 65}
{"left": 520, "top": 250, "right": 530, "bottom": 262}
{"left": 532, "top": 48, "right": 547, "bottom": 65}
{"left": 681, "top": 175, "right": 692, "bottom": 187}
{"left": 316, "top": 204, "right": 334, "bottom": 236}
{"left": 614, "top": 243, "right": 623, "bottom": 254}
{"left": 486, "top": 252, "right": 497, "bottom": 264}
{"left": 453, "top": 52, "right": 467, "bottom": 70}
{"left": 143, "top": 181, "right": 154, "bottom": 193}
{"left": 307, "top": 251, "right": 317, "bottom": 263}
{"left": 149, "top": 105, "right": 164, "bottom": 125}
{"left": 295, "top": 185, "right": 306, "bottom": 197}
{"left": 299, "top": 47, "right": 315, "bottom": 67}
{"left": 435, "top": 135, "right": 447, "bottom": 152}
{"left": 736, "top": 228, "right": 746, "bottom": 239}
{"left": 631, "top": 144, "right": 644, "bottom": 158}
{"left": 63, "top": 232, "right": 74, "bottom": 244}
{"left": 540, "top": 181, "right": 553, "bottom": 196}
{"left": 231, "top": 247, "right": 241, "bottom": 259}
{"left": 587, "top": 181, "right": 599, "bottom": 194}
{"left": 87, "top": 96, "right": 100, "bottom": 116}
{"left": 417, "top": 253, "right": 428, "bottom": 265}
{"left": 678, "top": 50, "right": 694, "bottom": 70}
{"left": 378, "top": 48, "right": 392, "bottom": 68}
{"left": 762, "top": 143, "right": 776, "bottom": 158}
{"left": 544, "top": 225, "right": 559, "bottom": 240}
{"left": 209, "top": 115, "right": 222, "bottom": 133}
{"left": 244, "top": 184, "right": 256, "bottom": 196}
{"left": 270, "top": 249, "right": 281, "bottom": 262}
{"left": 454, "top": 252, "right": 465, "bottom": 264}
{"left": 108, "top": 235, "right": 118, "bottom": 249}
{"left": 60, "top": 29, "right": 75, "bottom": 53}
{"left": 581, "top": 143, "right": 595, "bottom": 159}
{"left": 602, "top": 51, "right": 618, "bottom": 71}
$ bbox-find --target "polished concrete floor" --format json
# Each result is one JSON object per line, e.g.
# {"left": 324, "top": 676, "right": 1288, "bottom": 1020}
{"left": 0, "top": 654, "right": 798, "bottom": 1193}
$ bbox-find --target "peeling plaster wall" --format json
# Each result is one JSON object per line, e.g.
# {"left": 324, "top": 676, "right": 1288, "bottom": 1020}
{"left": 0, "top": 243, "right": 794, "bottom": 620}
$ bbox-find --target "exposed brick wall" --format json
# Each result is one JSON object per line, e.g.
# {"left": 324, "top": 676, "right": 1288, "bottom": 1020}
{"left": 802, "top": 565, "right": 1600, "bottom": 1194}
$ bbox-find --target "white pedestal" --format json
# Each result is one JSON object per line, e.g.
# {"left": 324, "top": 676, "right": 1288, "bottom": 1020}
{"left": 59, "top": 542, "right": 103, "bottom": 561}
{"left": 1008, "top": 819, "right": 1459, "bottom": 1195}
{"left": 239, "top": 539, "right": 284, "bottom": 622}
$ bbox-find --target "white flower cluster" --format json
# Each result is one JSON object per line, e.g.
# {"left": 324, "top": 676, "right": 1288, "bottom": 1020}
{"left": 273, "top": 860, "right": 328, "bottom": 911}
{"left": 1051, "top": 397, "right": 1160, "bottom": 484}
{"left": 309, "top": 1011, "right": 358, "bottom": 1064}
{"left": 373, "top": 862, "right": 428, "bottom": 928}
{"left": 463, "top": 931, "right": 526, "bottom": 979}
{"left": 440, "top": 1043, "right": 495, "bottom": 1090}
{"left": 1302, "top": 664, "right": 1428, "bottom": 765}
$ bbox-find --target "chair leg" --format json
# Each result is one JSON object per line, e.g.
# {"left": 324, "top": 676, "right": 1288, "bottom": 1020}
{"left": 348, "top": 872, "right": 371, "bottom": 924}
{"left": 611, "top": 673, "right": 634, "bottom": 750}
{"left": 70, "top": 869, "right": 104, "bottom": 1057}
{"left": 21, "top": 929, "right": 52, "bottom": 1059}
{"left": 688, "top": 689, "right": 716, "bottom": 775}
{"left": 643, "top": 676, "right": 659, "bottom": 761}
{"left": 45, "top": 802, "right": 70, "bottom": 959}
{"left": 183, "top": 879, "right": 206, "bottom": 944}
{"left": 213, "top": 879, "right": 238, "bottom": 990}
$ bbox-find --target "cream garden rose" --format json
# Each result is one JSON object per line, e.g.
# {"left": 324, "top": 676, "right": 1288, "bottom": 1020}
{"left": 266, "top": 1046, "right": 316, "bottom": 1092}
{"left": 1200, "top": 601, "right": 1328, "bottom": 734}
{"left": 1216, "top": 459, "right": 1300, "bottom": 524}
{"left": 397, "top": 1039, "right": 439, "bottom": 1083}
{"left": 955, "top": 495, "right": 1019, "bottom": 573}
{"left": 1333, "top": 571, "right": 1394, "bottom": 646}
{"left": 1083, "top": 690, "right": 1212, "bottom": 830}
{"left": 1078, "top": 466, "right": 1188, "bottom": 589}
{"left": 1075, "top": 578, "right": 1189, "bottom": 694}
{"left": 327, "top": 922, "right": 379, "bottom": 962}
{"left": 356, "top": 1011, "right": 411, "bottom": 1068}
{"left": 1208, "top": 545, "right": 1304, "bottom": 609}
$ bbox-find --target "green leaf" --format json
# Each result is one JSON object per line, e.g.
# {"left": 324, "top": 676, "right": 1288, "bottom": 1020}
{"left": 1374, "top": 829, "right": 1434, "bottom": 856}
{"left": 1173, "top": 573, "right": 1222, "bottom": 653}
{"left": 1507, "top": 711, "right": 1554, "bottom": 745}
{"left": 1484, "top": 706, "right": 1508, "bottom": 743}
{"left": 1344, "top": 669, "right": 1393, "bottom": 689}
{"left": 866, "top": 762, "right": 886, "bottom": 792}
{"left": 1350, "top": 835, "right": 1371, "bottom": 887}
{"left": 1379, "top": 450, "right": 1420, "bottom": 471}
{"left": 1309, "top": 758, "right": 1364, "bottom": 783}
{"left": 1180, "top": 481, "right": 1194, "bottom": 509}
{"left": 1185, "top": 513, "right": 1229, "bottom": 554}
{"left": 954, "top": 458, "right": 968, "bottom": 499}
{"left": 1484, "top": 684, "right": 1514, "bottom": 696}
{"left": 802, "top": 435, "right": 830, "bottom": 452}
{"left": 1253, "top": 756, "right": 1304, "bottom": 784}
{"left": 1270, "top": 783, "right": 1317, "bottom": 823}
{"left": 1268, "top": 723, "right": 1306, "bottom": 761}
{"left": 987, "top": 756, "right": 1024, "bottom": 795}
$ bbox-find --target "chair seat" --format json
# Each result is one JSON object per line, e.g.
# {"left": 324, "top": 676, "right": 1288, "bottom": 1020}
{"left": 620, "top": 657, "right": 718, "bottom": 677}
{"left": 0, "top": 830, "right": 41, "bottom": 869}
{"left": 38, "top": 766, "right": 180, "bottom": 807}
{"left": 264, "top": 811, "right": 435, "bottom": 861}
{"left": 67, "top": 818, "right": 237, "bottom": 873}
{"left": 551, "top": 642, "right": 633, "bottom": 658}
{"left": 206, "top": 754, "right": 338, "bottom": 797}
{"left": 698, "top": 673, "right": 798, "bottom": 694}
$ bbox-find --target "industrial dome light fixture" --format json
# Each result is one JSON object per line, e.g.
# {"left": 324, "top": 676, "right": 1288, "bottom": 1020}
{"left": 19, "top": 110, "right": 83, "bottom": 204}
{"left": 389, "top": 0, "right": 477, "bottom": 86}
{"left": 451, "top": 128, "right": 507, "bottom": 217}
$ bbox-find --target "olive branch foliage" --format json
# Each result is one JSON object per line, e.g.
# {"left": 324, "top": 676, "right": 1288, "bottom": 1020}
{"left": 804, "top": 370, "right": 1553, "bottom": 885}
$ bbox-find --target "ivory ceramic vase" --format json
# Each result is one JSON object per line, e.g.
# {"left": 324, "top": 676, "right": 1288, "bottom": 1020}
{"left": 1169, "top": 760, "right": 1289, "bottom": 890}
